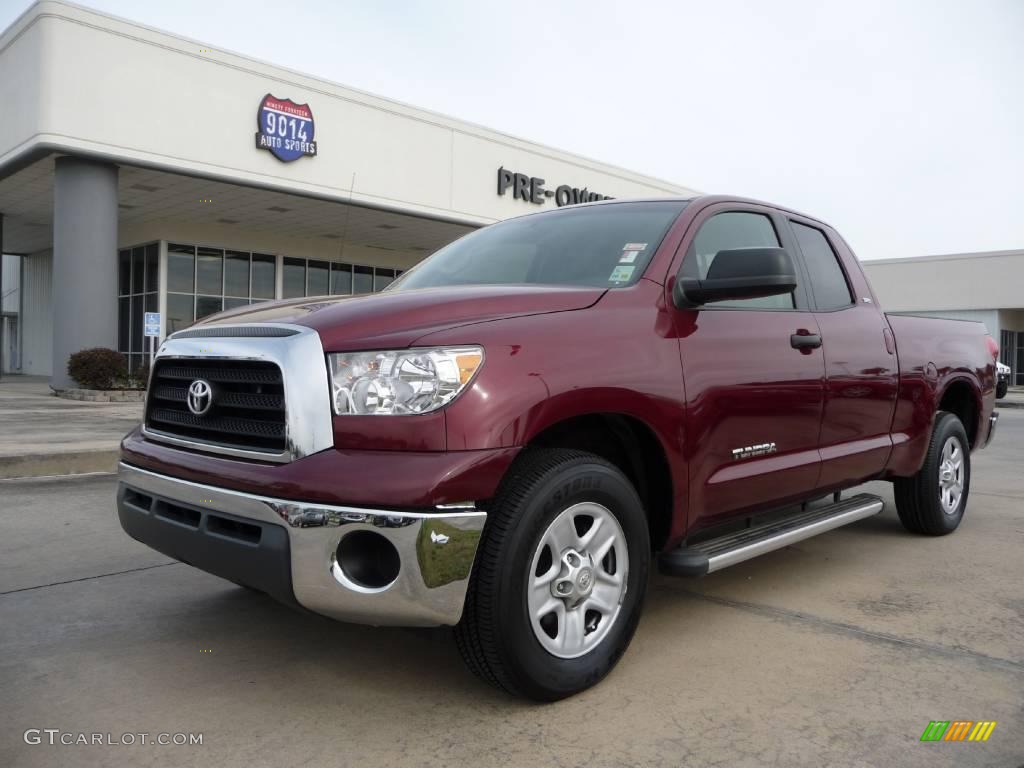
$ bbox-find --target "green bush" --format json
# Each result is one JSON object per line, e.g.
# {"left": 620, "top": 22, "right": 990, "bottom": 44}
{"left": 131, "top": 361, "right": 151, "bottom": 390}
{"left": 67, "top": 348, "right": 128, "bottom": 390}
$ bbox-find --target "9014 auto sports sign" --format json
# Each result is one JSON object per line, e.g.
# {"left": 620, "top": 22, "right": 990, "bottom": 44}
{"left": 255, "top": 94, "right": 317, "bottom": 162}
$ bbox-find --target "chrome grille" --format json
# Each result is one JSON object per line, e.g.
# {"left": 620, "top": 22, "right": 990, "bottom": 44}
{"left": 145, "top": 359, "right": 287, "bottom": 454}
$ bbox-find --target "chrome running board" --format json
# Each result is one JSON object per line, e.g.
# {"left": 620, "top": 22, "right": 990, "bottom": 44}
{"left": 658, "top": 493, "right": 884, "bottom": 577}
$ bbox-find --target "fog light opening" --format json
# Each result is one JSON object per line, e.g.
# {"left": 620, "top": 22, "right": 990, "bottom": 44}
{"left": 334, "top": 530, "right": 401, "bottom": 592}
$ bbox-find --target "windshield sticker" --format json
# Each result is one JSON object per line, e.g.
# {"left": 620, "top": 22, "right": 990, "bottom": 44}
{"left": 609, "top": 265, "right": 636, "bottom": 282}
{"left": 623, "top": 242, "right": 647, "bottom": 251}
{"left": 620, "top": 251, "right": 639, "bottom": 264}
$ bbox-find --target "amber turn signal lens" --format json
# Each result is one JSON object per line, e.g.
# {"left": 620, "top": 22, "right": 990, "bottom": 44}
{"left": 456, "top": 352, "right": 483, "bottom": 385}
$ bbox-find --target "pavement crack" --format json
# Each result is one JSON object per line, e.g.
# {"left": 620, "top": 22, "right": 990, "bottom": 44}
{"left": 666, "top": 586, "right": 1024, "bottom": 674}
{"left": 0, "top": 561, "right": 180, "bottom": 596}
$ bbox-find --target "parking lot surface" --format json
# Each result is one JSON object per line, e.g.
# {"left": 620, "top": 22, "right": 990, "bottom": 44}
{"left": 0, "top": 376, "right": 142, "bottom": 478}
{"left": 2, "top": 412, "right": 1022, "bottom": 768}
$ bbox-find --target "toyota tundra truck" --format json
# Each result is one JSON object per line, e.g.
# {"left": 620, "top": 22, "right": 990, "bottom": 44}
{"left": 117, "top": 195, "right": 999, "bottom": 700}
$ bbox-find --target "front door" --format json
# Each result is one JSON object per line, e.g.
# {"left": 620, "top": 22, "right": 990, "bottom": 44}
{"left": 672, "top": 205, "right": 826, "bottom": 532}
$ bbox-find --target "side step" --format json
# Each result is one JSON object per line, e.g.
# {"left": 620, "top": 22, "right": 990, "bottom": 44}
{"left": 658, "top": 493, "right": 884, "bottom": 577}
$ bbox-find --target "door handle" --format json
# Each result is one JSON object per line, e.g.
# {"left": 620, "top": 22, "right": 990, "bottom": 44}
{"left": 790, "top": 332, "right": 822, "bottom": 350}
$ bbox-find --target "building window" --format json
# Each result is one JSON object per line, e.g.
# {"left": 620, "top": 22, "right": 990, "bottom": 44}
{"left": 252, "top": 254, "right": 276, "bottom": 299}
{"left": 280, "top": 257, "right": 399, "bottom": 298}
{"left": 1000, "top": 330, "right": 1013, "bottom": 380}
{"left": 167, "top": 242, "right": 195, "bottom": 293}
{"left": 168, "top": 244, "right": 285, "bottom": 331}
{"left": 196, "top": 247, "right": 223, "bottom": 295}
{"left": 160, "top": 242, "right": 400, "bottom": 333}
{"left": 353, "top": 265, "right": 373, "bottom": 295}
{"left": 196, "top": 246, "right": 223, "bottom": 320}
{"left": 1015, "top": 331, "right": 1024, "bottom": 386}
{"left": 282, "top": 257, "right": 305, "bottom": 298}
{"left": 116, "top": 243, "right": 158, "bottom": 373}
{"left": 308, "top": 260, "right": 330, "bottom": 295}
{"left": 166, "top": 292, "right": 194, "bottom": 336}
{"left": 330, "top": 263, "right": 352, "bottom": 294}
{"left": 225, "top": 252, "right": 250, "bottom": 301}
{"left": 374, "top": 268, "right": 396, "bottom": 292}
{"left": 167, "top": 243, "right": 197, "bottom": 336}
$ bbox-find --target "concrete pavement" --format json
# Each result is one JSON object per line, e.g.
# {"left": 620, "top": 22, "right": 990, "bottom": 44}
{"left": 1, "top": 413, "right": 1023, "bottom": 767}
{"left": 0, "top": 376, "right": 142, "bottom": 478}
{"left": 996, "top": 386, "right": 1024, "bottom": 409}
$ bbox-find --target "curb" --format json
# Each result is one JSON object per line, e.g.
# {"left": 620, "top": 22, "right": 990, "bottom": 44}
{"left": 995, "top": 401, "right": 1024, "bottom": 410}
{"left": 0, "top": 449, "right": 121, "bottom": 480}
{"left": 55, "top": 388, "right": 147, "bottom": 403}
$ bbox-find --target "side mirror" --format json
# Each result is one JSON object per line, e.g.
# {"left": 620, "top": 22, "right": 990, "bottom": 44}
{"left": 673, "top": 247, "right": 797, "bottom": 307}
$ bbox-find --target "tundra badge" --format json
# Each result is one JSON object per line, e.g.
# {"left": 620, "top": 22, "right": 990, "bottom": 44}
{"left": 731, "top": 442, "right": 777, "bottom": 460}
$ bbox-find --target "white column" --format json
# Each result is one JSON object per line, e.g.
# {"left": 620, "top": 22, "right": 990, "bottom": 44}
{"left": 51, "top": 157, "right": 119, "bottom": 389}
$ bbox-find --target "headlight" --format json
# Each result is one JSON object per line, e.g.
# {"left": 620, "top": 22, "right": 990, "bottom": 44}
{"left": 327, "top": 346, "right": 484, "bottom": 415}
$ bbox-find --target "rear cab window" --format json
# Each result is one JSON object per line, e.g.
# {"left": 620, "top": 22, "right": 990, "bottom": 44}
{"left": 789, "top": 221, "right": 854, "bottom": 310}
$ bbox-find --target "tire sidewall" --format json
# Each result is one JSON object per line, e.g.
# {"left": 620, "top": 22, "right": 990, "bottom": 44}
{"left": 493, "top": 459, "right": 649, "bottom": 700}
{"left": 924, "top": 414, "right": 971, "bottom": 532}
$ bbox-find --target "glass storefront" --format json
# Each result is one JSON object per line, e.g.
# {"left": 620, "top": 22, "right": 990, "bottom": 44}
{"left": 166, "top": 244, "right": 282, "bottom": 333}
{"left": 118, "top": 241, "right": 405, "bottom": 365}
{"left": 117, "top": 243, "right": 158, "bottom": 373}
{"left": 1002, "top": 329, "right": 1023, "bottom": 385}
{"left": 280, "top": 256, "right": 399, "bottom": 299}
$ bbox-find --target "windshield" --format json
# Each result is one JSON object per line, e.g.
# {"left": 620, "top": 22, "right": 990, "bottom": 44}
{"left": 389, "top": 201, "right": 688, "bottom": 291}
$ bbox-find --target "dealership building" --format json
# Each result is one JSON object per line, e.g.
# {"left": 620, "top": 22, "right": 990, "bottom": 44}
{"left": 0, "top": 1, "right": 698, "bottom": 387}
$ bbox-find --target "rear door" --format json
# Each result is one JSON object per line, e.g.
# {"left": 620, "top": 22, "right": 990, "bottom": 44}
{"left": 785, "top": 216, "right": 898, "bottom": 488}
{"left": 672, "top": 204, "right": 826, "bottom": 531}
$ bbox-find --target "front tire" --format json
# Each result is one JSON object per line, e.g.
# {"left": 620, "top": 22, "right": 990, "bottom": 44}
{"left": 996, "top": 380, "right": 1008, "bottom": 399}
{"left": 455, "top": 448, "right": 650, "bottom": 701}
{"left": 894, "top": 412, "right": 971, "bottom": 535}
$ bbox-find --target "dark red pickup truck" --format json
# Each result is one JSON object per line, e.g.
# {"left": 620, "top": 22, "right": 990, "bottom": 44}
{"left": 118, "top": 195, "right": 998, "bottom": 700}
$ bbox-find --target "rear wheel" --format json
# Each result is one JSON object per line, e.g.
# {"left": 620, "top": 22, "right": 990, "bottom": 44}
{"left": 455, "top": 448, "right": 649, "bottom": 701}
{"left": 894, "top": 412, "right": 970, "bottom": 535}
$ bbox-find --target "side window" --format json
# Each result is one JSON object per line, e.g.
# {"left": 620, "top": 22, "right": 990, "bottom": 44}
{"left": 790, "top": 222, "right": 853, "bottom": 310}
{"left": 686, "top": 211, "right": 795, "bottom": 309}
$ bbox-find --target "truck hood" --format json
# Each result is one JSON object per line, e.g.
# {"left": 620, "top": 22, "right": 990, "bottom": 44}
{"left": 197, "top": 284, "right": 606, "bottom": 349}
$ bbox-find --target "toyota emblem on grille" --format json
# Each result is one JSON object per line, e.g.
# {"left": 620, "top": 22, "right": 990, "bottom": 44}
{"left": 187, "top": 379, "right": 214, "bottom": 416}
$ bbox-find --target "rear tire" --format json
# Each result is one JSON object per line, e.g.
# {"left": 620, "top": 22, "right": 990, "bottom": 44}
{"left": 455, "top": 448, "right": 649, "bottom": 701}
{"left": 894, "top": 412, "right": 970, "bottom": 536}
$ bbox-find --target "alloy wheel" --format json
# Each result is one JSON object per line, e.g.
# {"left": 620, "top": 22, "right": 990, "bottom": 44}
{"left": 527, "top": 502, "right": 629, "bottom": 659}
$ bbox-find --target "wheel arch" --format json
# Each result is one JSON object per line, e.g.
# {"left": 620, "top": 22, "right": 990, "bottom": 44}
{"left": 937, "top": 376, "right": 982, "bottom": 448}
{"left": 524, "top": 412, "right": 676, "bottom": 551}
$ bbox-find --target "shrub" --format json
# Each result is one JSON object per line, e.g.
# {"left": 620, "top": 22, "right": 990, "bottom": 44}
{"left": 131, "top": 361, "right": 151, "bottom": 390}
{"left": 67, "top": 348, "right": 128, "bottom": 390}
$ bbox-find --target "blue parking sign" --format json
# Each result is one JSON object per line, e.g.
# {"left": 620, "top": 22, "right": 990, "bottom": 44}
{"left": 144, "top": 312, "right": 160, "bottom": 337}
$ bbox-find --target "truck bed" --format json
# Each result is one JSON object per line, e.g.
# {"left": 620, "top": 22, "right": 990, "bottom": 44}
{"left": 884, "top": 313, "right": 997, "bottom": 475}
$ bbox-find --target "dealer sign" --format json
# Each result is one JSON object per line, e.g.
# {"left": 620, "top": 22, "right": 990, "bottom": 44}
{"left": 255, "top": 94, "right": 317, "bottom": 162}
{"left": 497, "top": 167, "right": 613, "bottom": 207}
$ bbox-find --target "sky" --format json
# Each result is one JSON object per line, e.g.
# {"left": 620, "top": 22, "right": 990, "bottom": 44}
{"left": 2, "top": 0, "right": 1021, "bottom": 260}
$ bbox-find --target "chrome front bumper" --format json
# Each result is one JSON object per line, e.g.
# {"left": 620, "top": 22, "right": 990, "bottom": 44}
{"left": 117, "top": 462, "right": 486, "bottom": 626}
